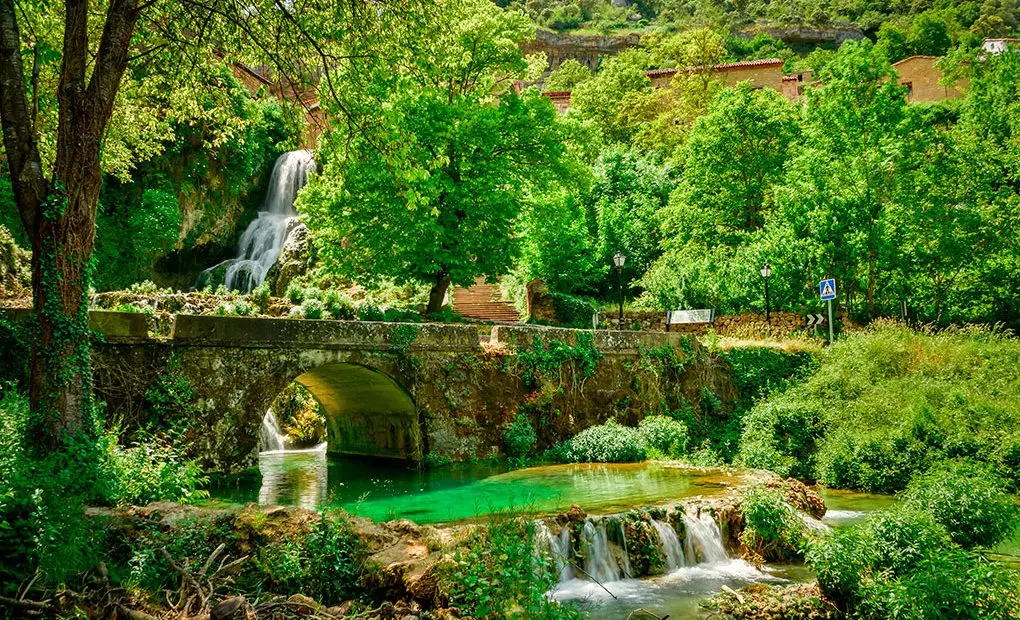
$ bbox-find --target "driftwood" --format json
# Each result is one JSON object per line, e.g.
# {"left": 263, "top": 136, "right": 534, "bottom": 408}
{"left": 161, "top": 543, "right": 249, "bottom": 618}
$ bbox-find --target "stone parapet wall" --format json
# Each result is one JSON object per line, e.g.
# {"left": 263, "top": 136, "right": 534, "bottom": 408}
{"left": 607, "top": 310, "right": 844, "bottom": 338}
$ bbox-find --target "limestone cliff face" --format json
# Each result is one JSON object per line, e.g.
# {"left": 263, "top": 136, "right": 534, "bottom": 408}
{"left": 735, "top": 23, "right": 864, "bottom": 46}
{"left": 522, "top": 29, "right": 642, "bottom": 71}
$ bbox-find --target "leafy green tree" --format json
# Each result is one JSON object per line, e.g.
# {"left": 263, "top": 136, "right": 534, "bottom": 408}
{"left": 908, "top": 11, "right": 953, "bottom": 56}
{"left": 544, "top": 58, "right": 593, "bottom": 91}
{"left": 776, "top": 41, "right": 908, "bottom": 319}
{"left": 0, "top": 0, "right": 423, "bottom": 444}
{"left": 875, "top": 21, "right": 911, "bottom": 62}
{"left": 588, "top": 146, "right": 675, "bottom": 294}
{"left": 569, "top": 49, "right": 653, "bottom": 143}
{"left": 300, "top": 0, "right": 567, "bottom": 312}
{"left": 667, "top": 83, "right": 800, "bottom": 240}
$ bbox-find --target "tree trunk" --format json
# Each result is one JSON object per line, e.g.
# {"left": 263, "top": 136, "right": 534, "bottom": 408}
{"left": 0, "top": 0, "right": 140, "bottom": 447}
{"left": 427, "top": 272, "right": 451, "bottom": 314}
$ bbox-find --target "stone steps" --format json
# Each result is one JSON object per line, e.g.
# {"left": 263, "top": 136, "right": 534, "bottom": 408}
{"left": 451, "top": 278, "right": 521, "bottom": 322}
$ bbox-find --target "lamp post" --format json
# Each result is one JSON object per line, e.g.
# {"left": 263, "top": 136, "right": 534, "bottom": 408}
{"left": 613, "top": 252, "right": 626, "bottom": 329}
{"left": 760, "top": 261, "right": 772, "bottom": 333}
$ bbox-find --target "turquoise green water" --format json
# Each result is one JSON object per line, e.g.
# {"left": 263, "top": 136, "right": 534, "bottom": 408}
{"left": 207, "top": 453, "right": 737, "bottom": 524}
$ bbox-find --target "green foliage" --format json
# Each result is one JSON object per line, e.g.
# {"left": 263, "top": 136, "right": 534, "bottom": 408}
{"left": 808, "top": 508, "right": 1020, "bottom": 619}
{"left": 544, "top": 58, "right": 592, "bottom": 91}
{"left": 547, "top": 292, "right": 597, "bottom": 327}
{"left": 323, "top": 289, "right": 356, "bottom": 320}
{"left": 503, "top": 413, "right": 538, "bottom": 460}
{"left": 285, "top": 282, "right": 305, "bottom": 304}
{"left": 0, "top": 318, "right": 29, "bottom": 388}
{"left": 565, "top": 419, "right": 647, "bottom": 463}
{"left": 300, "top": 298, "right": 325, "bottom": 319}
{"left": 902, "top": 461, "right": 1019, "bottom": 548}
{"left": 302, "top": 511, "right": 365, "bottom": 603}
{"left": 637, "top": 415, "right": 688, "bottom": 458}
{"left": 510, "top": 333, "right": 603, "bottom": 389}
{"left": 301, "top": 0, "right": 567, "bottom": 310}
{"left": 251, "top": 282, "right": 272, "bottom": 310}
{"left": 737, "top": 324, "right": 1020, "bottom": 491}
{"left": 446, "top": 515, "right": 583, "bottom": 619}
{"left": 357, "top": 303, "right": 385, "bottom": 322}
{"left": 0, "top": 388, "right": 206, "bottom": 594}
{"left": 739, "top": 486, "right": 805, "bottom": 562}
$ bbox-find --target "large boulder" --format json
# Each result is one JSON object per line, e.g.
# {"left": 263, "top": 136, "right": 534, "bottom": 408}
{"left": 267, "top": 221, "right": 314, "bottom": 295}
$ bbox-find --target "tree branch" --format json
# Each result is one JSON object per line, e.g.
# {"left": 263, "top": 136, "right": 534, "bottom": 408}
{"left": 0, "top": 0, "right": 46, "bottom": 236}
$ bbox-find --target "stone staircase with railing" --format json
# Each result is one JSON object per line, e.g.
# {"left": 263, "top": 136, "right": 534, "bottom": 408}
{"left": 451, "top": 278, "right": 521, "bottom": 322}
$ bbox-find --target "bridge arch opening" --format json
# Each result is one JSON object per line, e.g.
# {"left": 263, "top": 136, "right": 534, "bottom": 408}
{"left": 262, "top": 362, "right": 422, "bottom": 462}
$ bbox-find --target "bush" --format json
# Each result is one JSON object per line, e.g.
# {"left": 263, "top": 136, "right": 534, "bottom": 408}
{"left": 323, "top": 289, "right": 356, "bottom": 320}
{"left": 285, "top": 283, "right": 305, "bottom": 304}
{"left": 300, "top": 298, "right": 324, "bottom": 319}
{"left": 446, "top": 515, "right": 583, "bottom": 619}
{"left": 902, "top": 460, "right": 1019, "bottom": 548}
{"left": 357, "top": 303, "right": 384, "bottom": 321}
{"left": 232, "top": 299, "right": 255, "bottom": 316}
{"left": 566, "top": 419, "right": 646, "bottom": 463}
{"left": 251, "top": 281, "right": 271, "bottom": 309}
{"left": 739, "top": 486, "right": 806, "bottom": 562}
{"left": 637, "top": 415, "right": 689, "bottom": 458}
{"left": 807, "top": 507, "right": 1020, "bottom": 619}
{"left": 302, "top": 511, "right": 364, "bottom": 603}
{"left": 737, "top": 325, "right": 1020, "bottom": 491}
{"left": 503, "top": 413, "right": 537, "bottom": 459}
{"left": 548, "top": 292, "right": 596, "bottom": 328}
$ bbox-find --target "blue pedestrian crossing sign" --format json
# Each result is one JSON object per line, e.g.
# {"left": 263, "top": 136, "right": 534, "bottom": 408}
{"left": 820, "top": 279, "right": 837, "bottom": 300}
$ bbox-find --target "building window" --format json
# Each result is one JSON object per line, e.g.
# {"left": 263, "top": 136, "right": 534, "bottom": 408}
{"left": 902, "top": 81, "right": 913, "bottom": 97}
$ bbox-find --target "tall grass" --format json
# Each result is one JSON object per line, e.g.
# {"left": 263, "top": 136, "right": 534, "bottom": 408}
{"left": 736, "top": 321, "right": 1020, "bottom": 492}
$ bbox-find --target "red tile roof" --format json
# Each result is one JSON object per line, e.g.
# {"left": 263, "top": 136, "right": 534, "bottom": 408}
{"left": 646, "top": 57, "right": 785, "bottom": 78}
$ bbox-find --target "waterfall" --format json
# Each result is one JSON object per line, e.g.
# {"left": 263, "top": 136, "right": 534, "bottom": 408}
{"left": 535, "top": 521, "right": 573, "bottom": 582}
{"left": 683, "top": 511, "right": 729, "bottom": 564}
{"left": 651, "top": 519, "right": 686, "bottom": 570}
{"left": 537, "top": 507, "right": 734, "bottom": 591}
{"left": 199, "top": 150, "right": 316, "bottom": 293}
{"left": 580, "top": 519, "right": 623, "bottom": 583}
{"left": 259, "top": 409, "right": 289, "bottom": 452}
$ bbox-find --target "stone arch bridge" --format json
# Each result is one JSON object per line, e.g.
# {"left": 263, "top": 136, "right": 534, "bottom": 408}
{"left": 10, "top": 311, "right": 732, "bottom": 472}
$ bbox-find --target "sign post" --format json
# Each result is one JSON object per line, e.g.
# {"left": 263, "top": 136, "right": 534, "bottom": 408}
{"left": 819, "top": 279, "right": 836, "bottom": 342}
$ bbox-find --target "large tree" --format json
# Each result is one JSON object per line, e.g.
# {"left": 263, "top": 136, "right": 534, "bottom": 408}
{"left": 0, "top": 0, "right": 421, "bottom": 446}
{"left": 299, "top": 0, "right": 567, "bottom": 313}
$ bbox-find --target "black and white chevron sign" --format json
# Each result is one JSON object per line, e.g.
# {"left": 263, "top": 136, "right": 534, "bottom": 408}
{"left": 806, "top": 314, "right": 826, "bottom": 327}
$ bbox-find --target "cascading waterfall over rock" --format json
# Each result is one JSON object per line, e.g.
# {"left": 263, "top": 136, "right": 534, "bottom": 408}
{"left": 199, "top": 150, "right": 316, "bottom": 293}
{"left": 537, "top": 506, "right": 735, "bottom": 588}
{"left": 259, "top": 409, "right": 289, "bottom": 452}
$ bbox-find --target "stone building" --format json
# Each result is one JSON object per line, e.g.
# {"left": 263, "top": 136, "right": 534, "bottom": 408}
{"left": 891, "top": 56, "right": 968, "bottom": 103}
{"left": 645, "top": 57, "right": 786, "bottom": 90}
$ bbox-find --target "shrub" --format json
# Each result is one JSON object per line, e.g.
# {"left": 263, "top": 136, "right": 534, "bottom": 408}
{"left": 446, "top": 515, "right": 583, "bottom": 619}
{"left": 232, "top": 299, "right": 255, "bottom": 316}
{"left": 566, "top": 419, "right": 646, "bottom": 463}
{"left": 903, "top": 460, "right": 1019, "bottom": 548}
{"left": 251, "top": 281, "right": 271, "bottom": 309}
{"left": 548, "top": 292, "right": 596, "bottom": 328}
{"left": 739, "top": 486, "right": 806, "bottom": 562}
{"left": 302, "top": 511, "right": 364, "bottom": 603}
{"left": 302, "top": 286, "right": 323, "bottom": 301}
{"left": 503, "top": 413, "right": 537, "bottom": 459}
{"left": 100, "top": 431, "right": 209, "bottom": 505}
{"left": 737, "top": 325, "right": 1020, "bottom": 493}
{"left": 637, "top": 415, "right": 689, "bottom": 458}
{"left": 806, "top": 507, "right": 1020, "bottom": 619}
{"left": 357, "top": 303, "right": 384, "bottom": 321}
{"left": 285, "top": 282, "right": 305, "bottom": 304}
{"left": 300, "top": 298, "right": 324, "bottom": 319}
{"left": 323, "top": 289, "right": 356, "bottom": 320}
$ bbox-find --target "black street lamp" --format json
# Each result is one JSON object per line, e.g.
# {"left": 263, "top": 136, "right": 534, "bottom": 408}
{"left": 613, "top": 252, "right": 626, "bottom": 328}
{"left": 760, "top": 261, "right": 772, "bottom": 333}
